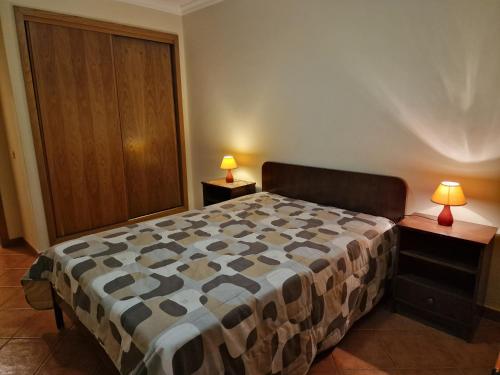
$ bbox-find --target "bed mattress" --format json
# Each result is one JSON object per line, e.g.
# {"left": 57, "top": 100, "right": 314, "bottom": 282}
{"left": 23, "top": 192, "right": 397, "bottom": 375}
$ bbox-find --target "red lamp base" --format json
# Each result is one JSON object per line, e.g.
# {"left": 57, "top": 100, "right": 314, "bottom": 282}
{"left": 437, "top": 205, "right": 453, "bottom": 226}
{"left": 225, "top": 169, "right": 234, "bottom": 183}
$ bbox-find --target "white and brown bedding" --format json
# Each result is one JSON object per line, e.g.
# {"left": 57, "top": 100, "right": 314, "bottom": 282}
{"left": 22, "top": 192, "right": 397, "bottom": 375}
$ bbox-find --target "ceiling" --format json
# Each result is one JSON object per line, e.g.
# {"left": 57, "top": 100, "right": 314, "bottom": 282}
{"left": 114, "top": 0, "right": 223, "bottom": 15}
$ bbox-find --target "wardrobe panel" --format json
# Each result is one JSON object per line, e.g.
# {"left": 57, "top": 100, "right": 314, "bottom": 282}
{"left": 112, "top": 35, "right": 182, "bottom": 218}
{"left": 27, "top": 22, "right": 128, "bottom": 236}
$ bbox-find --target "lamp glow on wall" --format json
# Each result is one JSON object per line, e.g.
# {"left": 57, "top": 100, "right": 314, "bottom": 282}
{"left": 431, "top": 181, "right": 467, "bottom": 226}
{"left": 220, "top": 155, "right": 237, "bottom": 183}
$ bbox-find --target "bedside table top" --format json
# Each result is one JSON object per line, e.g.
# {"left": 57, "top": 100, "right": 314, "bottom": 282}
{"left": 201, "top": 179, "right": 256, "bottom": 189}
{"left": 398, "top": 213, "right": 497, "bottom": 245}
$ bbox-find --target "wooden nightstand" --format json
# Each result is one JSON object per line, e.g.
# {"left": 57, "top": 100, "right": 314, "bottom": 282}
{"left": 201, "top": 179, "right": 256, "bottom": 206}
{"left": 393, "top": 213, "right": 497, "bottom": 341}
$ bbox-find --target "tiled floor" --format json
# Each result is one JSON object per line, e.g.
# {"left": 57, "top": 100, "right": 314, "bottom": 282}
{"left": 310, "top": 309, "right": 499, "bottom": 375}
{"left": 0, "top": 245, "right": 498, "bottom": 375}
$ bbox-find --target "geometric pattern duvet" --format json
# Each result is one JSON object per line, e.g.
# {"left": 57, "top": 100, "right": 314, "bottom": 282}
{"left": 22, "top": 192, "right": 397, "bottom": 375}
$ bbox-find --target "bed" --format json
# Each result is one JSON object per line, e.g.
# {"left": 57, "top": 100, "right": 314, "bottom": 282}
{"left": 22, "top": 161, "right": 407, "bottom": 375}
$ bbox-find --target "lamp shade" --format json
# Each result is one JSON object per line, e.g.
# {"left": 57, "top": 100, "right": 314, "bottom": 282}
{"left": 431, "top": 181, "right": 466, "bottom": 206}
{"left": 220, "top": 155, "right": 237, "bottom": 170}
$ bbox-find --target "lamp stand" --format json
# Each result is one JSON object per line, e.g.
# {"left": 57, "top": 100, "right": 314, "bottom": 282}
{"left": 225, "top": 169, "right": 234, "bottom": 183}
{"left": 437, "top": 204, "right": 453, "bottom": 226}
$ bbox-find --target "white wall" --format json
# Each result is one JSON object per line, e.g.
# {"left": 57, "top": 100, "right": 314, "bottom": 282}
{"left": 0, "top": 109, "right": 22, "bottom": 240}
{"left": 0, "top": 0, "right": 193, "bottom": 250}
{"left": 183, "top": 0, "right": 500, "bottom": 309}
{"left": 0, "top": 18, "right": 23, "bottom": 241}
{"left": 0, "top": 53, "right": 22, "bottom": 241}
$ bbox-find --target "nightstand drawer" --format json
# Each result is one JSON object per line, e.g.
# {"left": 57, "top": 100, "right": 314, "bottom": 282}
{"left": 394, "top": 275, "right": 474, "bottom": 323}
{"left": 229, "top": 186, "right": 253, "bottom": 197}
{"left": 202, "top": 179, "right": 256, "bottom": 206}
{"left": 203, "top": 185, "right": 230, "bottom": 203}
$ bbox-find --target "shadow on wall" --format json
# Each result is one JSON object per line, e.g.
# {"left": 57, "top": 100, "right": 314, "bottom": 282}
{"left": 345, "top": 3, "right": 500, "bottom": 167}
{"left": 187, "top": 0, "right": 500, "bottom": 216}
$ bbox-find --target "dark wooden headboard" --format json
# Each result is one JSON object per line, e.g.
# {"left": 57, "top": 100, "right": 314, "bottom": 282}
{"left": 262, "top": 162, "right": 407, "bottom": 222}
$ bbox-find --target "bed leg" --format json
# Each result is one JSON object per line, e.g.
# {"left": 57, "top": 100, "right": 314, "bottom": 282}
{"left": 50, "top": 287, "right": 64, "bottom": 330}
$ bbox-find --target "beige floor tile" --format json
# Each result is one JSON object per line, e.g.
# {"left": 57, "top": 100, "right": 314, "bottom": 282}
{"left": 354, "top": 308, "right": 435, "bottom": 333}
{"left": 437, "top": 335, "right": 498, "bottom": 369}
{"left": 309, "top": 351, "right": 342, "bottom": 374}
{"left": 0, "top": 287, "right": 31, "bottom": 309}
{"left": 473, "top": 319, "right": 500, "bottom": 345}
{"left": 332, "top": 331, "right": 396, "bottom": 370}
{"left": 15, "top": 257, "right": 36, "bottom": 268}
{"left": 379, "top": 332, "right": 456, "bottom": 368}
{"left": 0, "top": 338, "right": 51, "bottom": 375}
{"left": 0, "top": 338, "right": 9, "bottom": 349}
{"left": 398, "top": 370, "right": 460, "bottom": 375}
{"left": 36, "top": 328, "right": 102, "bottom": 375}
{"left": 14, "top": 309, "right": 67, "bottom": 346}
{"left": 0, "top": 287, "right": 19, "bottom": 307}
{"left": 0, "top": 246, "right": 37, "bottom": 258}
{"left": 0, "top": 309, "right": 34, "bottom": 338}
{"left": 342, "top": 370, "right": 400, "bottom": 375}
{"left": 0, "top": 255, "right": 34, "bottom": 270}
{"left": 0, "top": 269, "right": 29, "bottom": 287}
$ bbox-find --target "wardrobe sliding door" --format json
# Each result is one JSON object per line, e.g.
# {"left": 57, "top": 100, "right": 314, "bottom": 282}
{"left": 16, "top": 7, "right": 188, "bottom": 244}
{"left": 27, "top": 22, "right": 128, "bottom": 237}
{"left": 112, "top": 36, "right": 182, "bottom": 218}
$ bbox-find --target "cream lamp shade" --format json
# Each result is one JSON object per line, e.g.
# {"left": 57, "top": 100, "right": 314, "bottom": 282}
{"left": 431, "top": 181, "right": 466, "bottom": 206}
{"left": 431, "top": 181, "right": 466, "bottom": 226}
{"left": 220, "top": 155, "right": 237, "bottom": 183}
{"left": 220, "top": 155, "right": 237, "bottom": 170}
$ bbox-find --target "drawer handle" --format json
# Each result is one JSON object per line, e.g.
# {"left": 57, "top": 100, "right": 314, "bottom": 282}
{"left": 425, "top": 297, "right": 435, "bottom": 306}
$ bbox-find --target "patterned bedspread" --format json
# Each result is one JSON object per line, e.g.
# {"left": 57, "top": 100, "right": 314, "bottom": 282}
{"left": 23, "top": 192, "right": 396, "bottom": 375}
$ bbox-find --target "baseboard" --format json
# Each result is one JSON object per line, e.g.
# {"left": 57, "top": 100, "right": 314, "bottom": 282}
{"left": 2, "top": 236, "right": 25, "bottom": 247}
{"left": 2, "top": 237, "right": 38, "bottom": 255}
{"left": 482, "top": 306, "right": 500, "bottom": 322}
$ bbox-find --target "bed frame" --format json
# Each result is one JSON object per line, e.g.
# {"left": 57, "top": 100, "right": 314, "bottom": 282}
{"left": 51, "top": 161, "right": 407, "bottom": 329}
{"left": 262, "top": 161, "right": 407, "bottom": 222}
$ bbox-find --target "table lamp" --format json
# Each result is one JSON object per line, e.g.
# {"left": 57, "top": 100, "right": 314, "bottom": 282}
{"left": 431, "top": 181, "right": 466, "bottom": 226}
{"left": 220, "top": 155, "right": 237, "bottom": 183}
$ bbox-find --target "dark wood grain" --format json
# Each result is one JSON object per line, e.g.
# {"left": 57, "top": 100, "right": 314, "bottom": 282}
{"left": 15, "top": 7, "right": 178, "bottom": 44}
{"left": 399, "top": 249, "right": 477, "bottom": 274}
{"left": 201, "top": 179, "right": 256, "bottom": 206}
{"left": 202, "top": 179, "right": 255, "bottom": 189}
{"left": 15, "top": 7, "right": 188, "bottom": 244}
{"left": 399, "top": 214, "right": 497, "bottom": 245}
{"left": 394, "top": 217, "right": 497, "bottom": 341}
{"left": 262, "top": 161, "right": 407, "bottom": 222}
{"left": 112, "top": 35, "right": 182, "bottom": 218}
{"left": 27, "top": 22, "right": 128, "bottom": 236}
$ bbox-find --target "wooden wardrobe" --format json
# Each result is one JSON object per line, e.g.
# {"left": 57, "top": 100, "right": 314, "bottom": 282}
{"left": 15, "top": 8, "right": 188, "bottom": 244}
